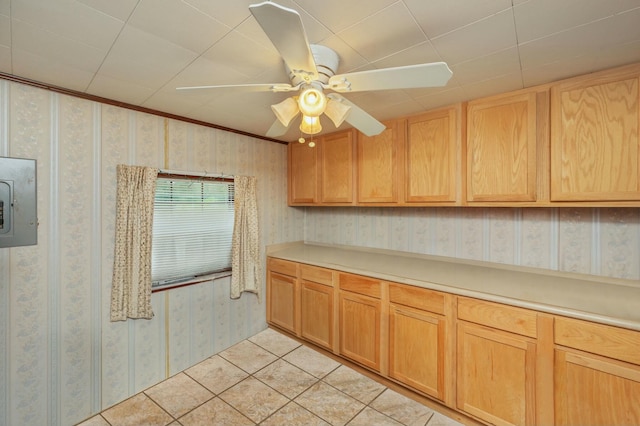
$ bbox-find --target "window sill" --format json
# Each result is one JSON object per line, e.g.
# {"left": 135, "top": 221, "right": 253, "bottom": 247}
{"left": 151, "top": 270, "right": 232, "bottom": 293}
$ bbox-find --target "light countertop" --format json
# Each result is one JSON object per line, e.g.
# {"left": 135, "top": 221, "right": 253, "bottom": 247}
{"left": 267, "top": 242, "right": 640, "bottom": 331}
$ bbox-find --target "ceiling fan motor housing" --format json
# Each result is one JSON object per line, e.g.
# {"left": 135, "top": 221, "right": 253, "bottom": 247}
{"left": 286, "top": 44, "right": 340, "bottom": 85}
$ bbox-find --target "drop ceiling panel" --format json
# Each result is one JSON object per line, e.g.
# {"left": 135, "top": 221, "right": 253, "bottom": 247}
{"left": 405, "top": 0, "right": 513, "bottom": 39}
{"left": 11, "top": 19, "right": 106, "bottom": 75}
{"left": 202, "top": 30, "right": 282, "bottom": 79}
{"left": 519, "top": 8, "right": 640, "bottom": 70}
{"left": 431, "top": 9, "right": 517, "bottom": 66}
{"left": 451, "top": 47, "right": 521, "bottom": 85}
{"left": 513, "top": 0, "right": 640, "bottom": 44}
{"left": 87, "top": 73, "right": 156, "bottom": 105}
{"left": 183, "top": 0, "right": 255, "bottom": 29}
{"left": 77, "top": 0, "right": 139, "bottom": 21}
{"left": 292, "top": 0, "right": 398, "bottom": 33}
{"left": 11, "top": 0, "right": 124, "bottom": 50}
{"left": 96, "top": 25, "right": 197, "bottom": 89}
{"left": 12, "top": 48, "right": 95, "bottom": 91}
{"left": 127, "top": 0, "right": 231, "bottom": 54}
{"left": 337, "top": 2, "right": 427, "bottom": 63}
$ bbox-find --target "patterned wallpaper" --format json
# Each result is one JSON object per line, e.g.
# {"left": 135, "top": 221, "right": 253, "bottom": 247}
{"left": 305, "top": 207, "right": 640, "bottom": 280}
{"left": 0, "top": 80, "right": 304, "bottom": 426}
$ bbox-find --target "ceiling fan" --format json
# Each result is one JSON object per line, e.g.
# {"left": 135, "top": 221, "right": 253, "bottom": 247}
{"left": 177, "top": 1, "right": 453, "bottom": 140}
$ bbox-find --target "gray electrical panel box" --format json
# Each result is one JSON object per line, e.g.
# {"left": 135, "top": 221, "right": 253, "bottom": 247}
{"left": 0, "top": 157, "right": 38, "bottom": 248}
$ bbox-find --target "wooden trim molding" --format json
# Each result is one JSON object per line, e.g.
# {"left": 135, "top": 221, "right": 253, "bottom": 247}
{"left": 0, "top": 71, "right": 287, "bottom": 145}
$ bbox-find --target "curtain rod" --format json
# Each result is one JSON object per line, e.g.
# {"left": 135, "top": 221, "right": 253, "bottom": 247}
{"left": 158, "top": 169, "right": 234, "bottom": 179}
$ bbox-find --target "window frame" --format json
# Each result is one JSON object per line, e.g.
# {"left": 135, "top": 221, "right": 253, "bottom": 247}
{"left": 151, "top": 172, "right": 235, "bottom": 292}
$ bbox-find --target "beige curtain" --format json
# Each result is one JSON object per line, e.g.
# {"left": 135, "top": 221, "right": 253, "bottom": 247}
{"left": 110, "top": 164, "right": 158, "bottom": 321}
{"left": 231, "top": 175, "right": 260, "bottom": 299}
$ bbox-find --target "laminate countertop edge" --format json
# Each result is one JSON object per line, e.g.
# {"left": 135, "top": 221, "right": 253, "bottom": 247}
{"left": 266, "top": 242, "right": 640, "bottom": 331}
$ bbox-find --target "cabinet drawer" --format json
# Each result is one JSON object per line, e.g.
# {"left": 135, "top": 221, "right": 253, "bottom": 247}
{"left": 457, "top": 297, "right": 537, "bottom": 338}
{"left": 268, "top": 258, "right": 297, "bottom": 277}
{"left": 389, "top": 283, "right": 445, "bottom": 315}
{"left": 339, "top": 273, "right": 381, "bottom": 298}
{"left": 300, "top": 264, "right": 333, "bottom": 286}
{"left": 555, "top": 316, "right": 640, "bottom": 365}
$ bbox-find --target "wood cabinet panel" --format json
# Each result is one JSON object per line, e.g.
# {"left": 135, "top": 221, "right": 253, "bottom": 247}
{"left": 289, "top": 141, "right": 318, "bottom": 204}
{"left": 339, "top": 291, "right": 381, "bottom": 371}
{"left": 357, "top": 120, "right": 404, "bottom": 203}
{"left": 458, "top": 297, "right": 538, "bottom": 338}
{"left": 389, "top": 304, "right": 445, "bottom": 401}
{"left": 405, "top": 107, "right": 460, "bottom": 203}
{"left": 550, "top": 67, "right": 640, "bottom": 201}
{"left": 300, "top": 280, "right": 334, "bottom": 350}
{"left": 267, "top": 258, "right": 297, "bottom": 277}
{"left": 388, "top": 282, "right": 445, "bottom": 315}
{"left": 300, "top": 263, "right": 333, "bottom": 286}
{"left": 555, "top": 316, "right": 640, "bottom": 367}
{"left": 457, "top": 321, "right": 537, "bottom": 426}
{"left": 555, "top": 349, "right": 640, "bottom": 426}
{"left": 467, "top": 91, "right": 537, "bottom": 202}
{"left": 321, "top": 130, "right": 355, "bottom": 203}
{"left": 338, "top": 273, "right": 381, "bottom": 298}
{"left": 267, "top": 271, "right": 297, "bottom": 334}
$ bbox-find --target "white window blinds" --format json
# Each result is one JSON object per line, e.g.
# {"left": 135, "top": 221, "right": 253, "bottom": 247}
{"left": 151, "top": 177, "right": 234, "bottom": 287}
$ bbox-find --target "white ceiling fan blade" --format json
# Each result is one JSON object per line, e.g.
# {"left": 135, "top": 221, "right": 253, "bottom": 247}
{"left": 266, "top": 118, "right": 291, "bottom": 138}
{"left": 328, "top": 62, "right": 452, "bottom": 93}
{"left": 177, "top": 83, "right": 297, "bottom": 92}
{"left": 249, "top": 1, "right": 318, "bottom": 81}
{"left": 327, "top": 94, "right": 385, "bottom": 137}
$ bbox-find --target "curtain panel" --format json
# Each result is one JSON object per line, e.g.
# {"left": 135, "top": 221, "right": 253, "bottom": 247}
{"left": 110, "top": 164, "right": 158, "bottom": 321}
{"left": 231, "top": 175, "right": 260, "bottom": 299}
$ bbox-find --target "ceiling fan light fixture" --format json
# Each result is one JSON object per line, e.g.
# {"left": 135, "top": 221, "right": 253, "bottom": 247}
{"left": 300, "top": 115, "right": 322, "bottom": 135}
{"left": 324, "top": 98, "right": 352, "bottom": 127}
{"left": 271, "top": 97, "right": 299, "bottom": 127}
{"left": 298, "top": 87, "right": 327, "bottom": 117}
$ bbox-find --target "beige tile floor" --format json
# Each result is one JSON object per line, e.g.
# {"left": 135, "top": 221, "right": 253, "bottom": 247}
{"left": 77, "top": 328, "right": 465, "bottom": 426}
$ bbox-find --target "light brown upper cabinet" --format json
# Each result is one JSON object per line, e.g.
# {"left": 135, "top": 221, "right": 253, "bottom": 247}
{"left": 357, "top": 120, "right": 404, "bottom": 204}
{"left": 466, "top": 90, "right": 539, "bottom": 203}
{"left": 405, "top": 106, "right": 462, "bottom": 204}
{"left": 550, "top": 64, "right": 640, "bottom": 202}
{"left": 289, "top": 129, "right": 355, "bottom": 205}
{"left": 320, "top": 130, "right": 356, "bottom": 204}
{"left": 289, "top": 140, "right": 319, "bottom": 204}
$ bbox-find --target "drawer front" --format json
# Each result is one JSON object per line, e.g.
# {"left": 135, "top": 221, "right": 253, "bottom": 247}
{"left": 457, "top": 297, "right": 537, "bottom": 338}
{"left": 389, "top": 283, "right": 445, "bottom": 315}
{"left": 268, "top": 257, "right": 297, "bottom": 277}
{"left": 555, "top": 316, "right": 640, "bottom": 365}
{"left": 339, "top": 273, "right": 381, "bottom": 298}
{"left": 300, "top": 264, "right": 333, "bottom": 286}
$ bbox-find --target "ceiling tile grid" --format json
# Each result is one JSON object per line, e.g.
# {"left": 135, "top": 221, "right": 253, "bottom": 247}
{"left": 1, "top": 0, "right": 640, "bottom": 140}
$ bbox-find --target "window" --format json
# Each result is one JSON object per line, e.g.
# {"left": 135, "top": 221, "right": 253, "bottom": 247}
{"left": 151, "top": 175, "right": 234, "bottom": 289}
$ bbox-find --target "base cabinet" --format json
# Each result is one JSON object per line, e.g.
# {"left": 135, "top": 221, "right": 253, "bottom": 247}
{"left": 338, "top": 291, "right": 381, "bottom": 371}
{"left": 389, "top": 304, "right": 445, "bottom": 400}
{"left": 554, "top": 316, "right": 640, "bottom": 426}
{"left": 266, "top": 257, "right": 640, "bottom": 426}
{"left": 267, "top": 272, "right": 297, "bottom": 334}
{"left": 555, "top": 349, "right": 640, "bottom": 426}
{"left": 299, "top": 264, "right": 335, "bottom": 350}
{"left": 457, "top": 321, "right": 537, "bottom": 426}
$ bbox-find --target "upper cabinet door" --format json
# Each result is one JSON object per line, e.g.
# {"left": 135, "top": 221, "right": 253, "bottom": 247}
{"left": 466, "top": 91, "right": 538, "bottom": 202}
{"left": 550, "top": 66, "right": 640, "bottom": 202}
{"left": 320, "top": 130, "right": 356, "bottom": 204}
{"left": 357, "top": 120, "right": 405, "bottom": 204}
{"left": 405, "top": 106, "right": 461, "bottom": 204}
{"left": 289, "top": 141, "right": 319, "bottom": 205}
